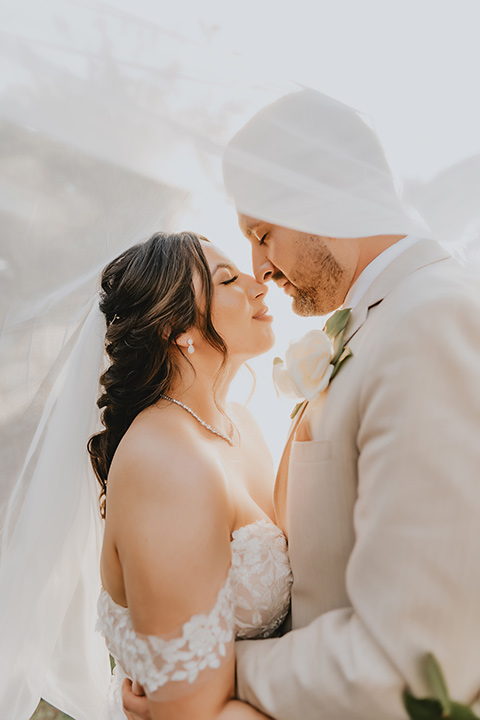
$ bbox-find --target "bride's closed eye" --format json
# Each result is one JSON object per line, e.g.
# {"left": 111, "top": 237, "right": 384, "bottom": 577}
{"left": 259, "top": 234, "right": 267, "bottom": 246}
{"left": 221, "top": 275, "right": 239, "bottom": 285}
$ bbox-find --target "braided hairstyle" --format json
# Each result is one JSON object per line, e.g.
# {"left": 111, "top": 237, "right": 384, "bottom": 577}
{"left": 88, "top": 231, "right": 227, "bottom": 517}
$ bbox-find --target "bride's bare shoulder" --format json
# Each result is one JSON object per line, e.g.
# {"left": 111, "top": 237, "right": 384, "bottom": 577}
{"left": 102, "top": 406, "right": 233, "bottom": 634}
{"left": 106, "top": 405, "right": 228, "bottom": 518}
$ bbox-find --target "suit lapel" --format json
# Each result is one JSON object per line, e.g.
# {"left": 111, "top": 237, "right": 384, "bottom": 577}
{"left": 344, "top": 239, "right": 451, "bottom": 345}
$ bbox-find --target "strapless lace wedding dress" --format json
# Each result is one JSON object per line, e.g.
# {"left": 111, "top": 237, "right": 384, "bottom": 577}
{"left": 96, "top": 519, "right": 292, "bottom": 718}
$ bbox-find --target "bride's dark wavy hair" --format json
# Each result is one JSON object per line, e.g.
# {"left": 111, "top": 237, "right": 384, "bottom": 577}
{"left": 88, "top": 231, "right": 227, "bottom": 518}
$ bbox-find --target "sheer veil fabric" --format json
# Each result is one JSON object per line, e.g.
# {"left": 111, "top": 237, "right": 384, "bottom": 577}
{"left": 223, "top": 88, "right": 430, "bottom": 239}
{"left": 1, "top": 2, "right": 480, "bottom": 719}
{"left": 0, "top": 298, "right": 112, "bottom": 720}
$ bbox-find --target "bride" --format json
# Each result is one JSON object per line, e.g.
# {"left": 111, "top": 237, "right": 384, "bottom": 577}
{"left": 92, "top": 230, "right": 292, "bottom": 719}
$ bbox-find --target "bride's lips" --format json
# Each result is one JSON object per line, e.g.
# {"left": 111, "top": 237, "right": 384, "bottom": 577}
{"left": 252, "top": 306, "right": 274, "bottom": 322}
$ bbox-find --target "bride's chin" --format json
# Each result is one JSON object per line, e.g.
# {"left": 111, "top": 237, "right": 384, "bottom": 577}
{"left": 230, "top": 328, "right": 276, "bottom": 361}
{"left": 266, "top": 329, "right": 276, "bottom": 351}
{"left": 255, "top": 328, "right": 276, "bottom": 356}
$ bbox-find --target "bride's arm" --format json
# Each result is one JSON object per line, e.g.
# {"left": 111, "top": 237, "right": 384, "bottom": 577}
{"left": 108, "top": 429, "right": 269, "bottom": 720}
{"left": 122, "top": 681, "right": 270, "bottom": 720}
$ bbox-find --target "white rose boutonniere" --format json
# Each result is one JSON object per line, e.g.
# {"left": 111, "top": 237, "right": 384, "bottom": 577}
{"left": 273, "top": 330, "right": 334, "bottom": 402}
{"left": 273, "top": 308, "right": 353, "bottom": 418}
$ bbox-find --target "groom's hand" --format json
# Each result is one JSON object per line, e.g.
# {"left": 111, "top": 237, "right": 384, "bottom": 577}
{"left": 122, "top": 678, "right": 152, "bottom": 720}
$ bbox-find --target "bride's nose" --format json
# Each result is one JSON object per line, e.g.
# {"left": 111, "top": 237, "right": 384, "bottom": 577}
{"left": 250, "top": 279, "right": 268, "bottom": 299}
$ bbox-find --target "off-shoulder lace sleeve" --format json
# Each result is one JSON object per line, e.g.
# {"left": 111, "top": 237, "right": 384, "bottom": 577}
{"left": 96, "top": 567, "right": 235, "bottom": 701}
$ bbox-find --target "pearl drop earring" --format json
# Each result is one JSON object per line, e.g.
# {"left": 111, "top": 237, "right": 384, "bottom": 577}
{"left": 187, "top": 339, "right": 195, "bottom": 355}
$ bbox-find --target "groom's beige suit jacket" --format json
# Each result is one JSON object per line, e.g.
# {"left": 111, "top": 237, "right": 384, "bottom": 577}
{"left": 236, "top": 238, "right": 480, "bottom": 719}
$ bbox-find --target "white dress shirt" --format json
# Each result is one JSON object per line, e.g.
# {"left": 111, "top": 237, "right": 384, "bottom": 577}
{"left": 344, "top": 234, "right": 422, "bottom": 309}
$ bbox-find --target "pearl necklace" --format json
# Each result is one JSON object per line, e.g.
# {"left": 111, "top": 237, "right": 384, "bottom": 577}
{"left": 159, "top": 394, "right": 234, "bottom": 446}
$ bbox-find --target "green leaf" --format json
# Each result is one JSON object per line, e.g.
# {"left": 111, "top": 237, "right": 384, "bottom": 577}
{"left": 403, "top": 696, "right": 480, "bottom": 720}
{"left": 290, "top": 400, "right": 306, "bottom": 420}
{"left": 331, "top": 329, "right": 346, "bottom": 365}
{"left": 273, "top": 356, "right": 283, "bottom": 366}
{"left": 403, "top": 655, "right": 480, "bottom": 720}
{"left": 403, "top": 690, "right": 444, "bottom": 719}
{"left": 425, "top": 654, "right": 451, "bottom": 714}
{"left": 449, "top": 702, "right": 480, "bottom": 720}
{"left": 325, "top": 308, "right": 351, "bottom": 339}
{"left": 329, "top": 347, "right": 353, "bottom": 381}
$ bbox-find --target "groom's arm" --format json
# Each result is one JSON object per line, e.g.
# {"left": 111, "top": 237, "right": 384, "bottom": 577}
{"left": 236, "top": 289, "right": 480, "bottom": 720}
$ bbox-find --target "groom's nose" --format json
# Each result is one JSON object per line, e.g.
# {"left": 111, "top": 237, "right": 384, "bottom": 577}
{"left": 252, "top": 247, "right": 275, "bottom": 283}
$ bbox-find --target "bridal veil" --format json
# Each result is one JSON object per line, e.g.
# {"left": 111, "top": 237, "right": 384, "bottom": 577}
{"left": 1, "top": 2, "right": 479, "bottom": 718}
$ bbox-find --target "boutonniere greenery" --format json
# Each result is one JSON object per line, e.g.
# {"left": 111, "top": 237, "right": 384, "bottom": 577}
{"left": 272, "top": 308, "right": 353, "bottom": 419}
{"left": 404, "top": 654, "right": 480, "bottom": 720}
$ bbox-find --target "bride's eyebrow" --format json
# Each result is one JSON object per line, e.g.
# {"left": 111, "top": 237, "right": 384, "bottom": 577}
{"left": 212, "top": 262, "right": 237, "bottom": 275}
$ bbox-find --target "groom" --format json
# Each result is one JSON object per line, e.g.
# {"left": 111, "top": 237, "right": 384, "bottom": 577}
{"left": 124, "top": 90, "right": 480, "bottom": 719}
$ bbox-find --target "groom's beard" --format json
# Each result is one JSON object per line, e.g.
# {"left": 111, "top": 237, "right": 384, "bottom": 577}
{"left": 277, "top": 240, "right": 346, "bottom": 316}
{"left": 292, "top": 284, "right": 327, "bottom": 316}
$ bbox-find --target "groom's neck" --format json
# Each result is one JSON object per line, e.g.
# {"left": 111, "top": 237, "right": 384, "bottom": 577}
{"left": 349, "top": 234, "right": 406, "bottom": 287}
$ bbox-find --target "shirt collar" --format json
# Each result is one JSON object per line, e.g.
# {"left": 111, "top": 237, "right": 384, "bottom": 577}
{"left": 344, "top": 235, "right": 423, "bottom": 310}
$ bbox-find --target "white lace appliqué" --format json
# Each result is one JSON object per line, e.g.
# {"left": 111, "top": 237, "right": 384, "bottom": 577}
{"left": 96, "top": 569, "right": 235, "bottom": 698}
{"left": 97, "top": 519, "right": 292, "bottom": 703}
{"left": 231, "top": 520, "right": 293, "bottom": 638}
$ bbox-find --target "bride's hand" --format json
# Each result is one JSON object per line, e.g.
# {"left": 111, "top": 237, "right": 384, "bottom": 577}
{"left": 122, "top": 678, "right": 151, "bottom": 720}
